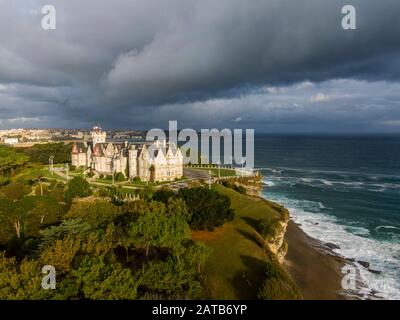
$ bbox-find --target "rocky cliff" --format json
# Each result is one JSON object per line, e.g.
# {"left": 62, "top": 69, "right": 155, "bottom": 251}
{"left": 266, "top": 218, "right": 289, "bottom": 263}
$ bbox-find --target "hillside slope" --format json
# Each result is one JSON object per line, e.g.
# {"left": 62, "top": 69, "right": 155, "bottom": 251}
{"left": 192, "top": 184, "right": 300, "bottom": 299}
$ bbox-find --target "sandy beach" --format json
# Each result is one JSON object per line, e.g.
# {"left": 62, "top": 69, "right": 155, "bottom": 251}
{"left": 284, "top": 220, "right": 347, "bottom": 300}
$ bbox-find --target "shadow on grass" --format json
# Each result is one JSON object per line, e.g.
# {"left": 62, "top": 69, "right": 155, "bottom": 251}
{"left": 241, "top": 217, "right": 260, "bottom": 232}
{"left": 230, "top": 255, "right": 267, "bottom": 299}
{"left": 236, "top": 228, "right": 259, "bottom": 244}
{"left": 236, "top": 228, "right": 266, "bottom": 250}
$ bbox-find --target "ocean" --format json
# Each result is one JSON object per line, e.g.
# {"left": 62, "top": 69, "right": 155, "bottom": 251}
{"left": 255, "top": 134, "right": 400, "bottom": 300}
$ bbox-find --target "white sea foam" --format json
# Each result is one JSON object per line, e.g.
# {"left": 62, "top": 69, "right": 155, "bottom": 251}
{"left": 266, "top": 173, "right": 400, "bottom": 193}
{"left": 255, "top": 166, "right": 400, "bottom": 181}
{"left": 376, "top": 225, "right": 400, "bottom": 233}
{"left": 321, "top": 179, "right": 333, "bottom": 186}
{"left": 264, "top": 193, "right": 400, "bottom": 300}
{"left": 262, "top": 179, "right": 276, "bottom": 187}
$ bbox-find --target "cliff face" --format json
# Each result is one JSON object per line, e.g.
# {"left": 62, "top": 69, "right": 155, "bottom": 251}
{"left": 252, "top": 204, "right": 290, "bottom": 264}
{"left": 232, "top": 179, "right": 263, "bottom": 197}
{"left": 266, "top": 219, "right": 289, "bottom": 264}
{"left": 239, "top": 183, "right": 262, "bottom": 197}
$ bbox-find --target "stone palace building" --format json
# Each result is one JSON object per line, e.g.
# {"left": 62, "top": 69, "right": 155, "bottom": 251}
{"left": 71, "top": 127, "right": 183, "bottom": 182}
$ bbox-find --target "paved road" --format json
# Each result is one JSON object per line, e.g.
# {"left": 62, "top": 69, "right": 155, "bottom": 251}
{"left": 183, "top": 168, "right": 212, "bottom": 180}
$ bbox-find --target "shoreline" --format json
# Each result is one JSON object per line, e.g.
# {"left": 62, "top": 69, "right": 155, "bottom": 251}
{"left": 283, "top": 220, "right": 347, "bottom": 300}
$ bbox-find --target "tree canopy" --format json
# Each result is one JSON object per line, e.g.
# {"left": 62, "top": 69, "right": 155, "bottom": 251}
{"left": 64, "top": 176, "right": 92, "bottom": 202}
{"left": 0, "top": 145, "right": 29, "bottom": 176}
{"left": 20, "top": 143, "right": 72, "bottom": 164}
{"left": 178, "top": 187, "right": 235, "bottom": 231}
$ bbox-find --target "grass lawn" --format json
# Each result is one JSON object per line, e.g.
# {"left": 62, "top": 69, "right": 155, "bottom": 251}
{"left": 192, "top": 184, "right": 283, "bottom": 299}
{"left": 11, "top": 165, "right": 48, "bottom": 182}
{"left": 188, "top": 167, "right": 237, "bottom": 177}
{"left": 43, "top": 171, "right": 66, "bottom": 181}
{"left": 11, "top": 165, "right": 69, "bottom": 183}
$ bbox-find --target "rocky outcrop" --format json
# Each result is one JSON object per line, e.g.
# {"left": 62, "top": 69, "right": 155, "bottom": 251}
{"left": 357, "top": 260, "right": 370, "bottom": 269}
{"left": 265, "top": 218, "right": 289, "bottom": 263}
{"left": 325, "top": 242, "right": 341, "bottom": 250}
{"left": 218, "top": 176, "right": 263, "bottom": 196}
{"left": 239, "top": 183, "right": 262, "bottom": 196}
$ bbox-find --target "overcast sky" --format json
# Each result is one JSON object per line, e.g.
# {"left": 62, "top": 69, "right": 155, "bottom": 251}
{"left": 0, "top": 0, "right": 400, "bottom": 132}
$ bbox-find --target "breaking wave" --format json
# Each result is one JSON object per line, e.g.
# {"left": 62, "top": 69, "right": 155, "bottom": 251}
{"left": 262, "top": 193, "right": 400, "bottom": 300}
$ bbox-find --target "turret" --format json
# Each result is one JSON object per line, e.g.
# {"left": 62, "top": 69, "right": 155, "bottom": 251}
{"left": 128, "top": 145, "right": 138, "bottom": 178}
{"left": 91, "top": 126, "right": 106, "bottom": 145}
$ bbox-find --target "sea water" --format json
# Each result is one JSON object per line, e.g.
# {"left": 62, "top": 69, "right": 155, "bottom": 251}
{"left": 256, "top": 134, "right": 400, "bottom": 300}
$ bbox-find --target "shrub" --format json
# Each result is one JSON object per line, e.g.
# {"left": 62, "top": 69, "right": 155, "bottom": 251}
{"left": 221, "top": 181, "right": 246, "bottom": 194}
{"left": 257, "top": 261, "right": 302, "bottom": 300}
{"left": 87, "top": 171, "right": 95, "bottom": 178}
{"left": 153, "top": 187, "right": 175, "bottom": 203}
{"left": 221, "top": 180, "right": 234, "bottom": 189}
{"left": 115, "top": 172, "right": 126, "bottom": 182}
{"left": 234, "top": 185, "right": 247, "bottom": 194}
{"left": 257, "top": 219, "right": 283, "bottom": 241}
{"left": 0, "top": 176, "right": 10, "bottom": 186}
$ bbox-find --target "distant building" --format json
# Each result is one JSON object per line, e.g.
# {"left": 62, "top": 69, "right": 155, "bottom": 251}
{"left": 3, "top": 137, "right": 19, "bottom": 145}
{"left": 71, "top": 127, "right": 183, "bottom": 182}
{"left": 69, "top": 131, "right": 84, "bottom": 139}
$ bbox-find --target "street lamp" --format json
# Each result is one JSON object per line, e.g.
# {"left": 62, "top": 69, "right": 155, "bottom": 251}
{"left": 65, "top": 162, "right": 69, "bottom": 181}
{"left": 49, "top": 155, "right": 54, "bottom": 175}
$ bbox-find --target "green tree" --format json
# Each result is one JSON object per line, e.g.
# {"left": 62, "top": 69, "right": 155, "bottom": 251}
{"left": 138, "top": 186, "right": 154, "bottom": 201}
{"left": 39, "top": 236, "right": 81, "bottom": 274}
{"left": 39, "top": 218, "right": 92, "bottom": 249}
{"left": 30, "top": 196, "right": 65, "bottom": 229}
{"left": 0, "top": 197, "right": 16, "bottom": 243}
{"left": 1, "top": 196, "right": 64, "bottom": 241}
{"left": 0, "top": 252, "right": 49, "bottom": 300}
{"left": 166, "top": 197, "right": 191, "bottom": 222}
{"left": 32, "top": 175, "right": 47, "bottom": 196}
{"left": 21, "top": 143, "right": 72, "bottom": 164}
{"left": 0, "top": 176, "right": 10, "bottom": 186}
{"left": 0, "top": 145, "right": 29, "bottom": 176}
{"left": 153, "top": 187, "right": 175, "bottom": 203}
{"left": 178, "top": 187, "right": 235, "bottom": 231}
{"left": 48, "top": 184, "right": 65, "bottom": 203}
{"left": 139, "top": 256, "right": 203, "bottom": 299}
{"left": 181, "top": 241, "right": 210, "bottom": 273}
{"left": 72, "top": 256, "right": 138, "bottom": 300}
{"left": 129, "top": 209, "right": 190, "bottom": 256}
{"left": 64, "top": 176, "right": 91, "bottom": 201}
{"left": 149, "top": 165, "right": 155, "bottom": 183}
{"left": 82, "top": 224, "right": 118, "bottom": 257}
{"left": 1, "top": 182, "right": 31, "bottom": 200}
{"left": 65, "top": 200, "right": 121, "bottom": 227}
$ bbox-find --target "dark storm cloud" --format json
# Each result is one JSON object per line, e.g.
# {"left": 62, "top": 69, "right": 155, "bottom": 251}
{"left": 0, "top": 0, "right": 399, "bottom": 130}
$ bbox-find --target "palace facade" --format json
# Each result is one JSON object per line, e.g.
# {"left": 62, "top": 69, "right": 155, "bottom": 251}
{"left": 71, "top": 127, "right": 183, "bottom": 182}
